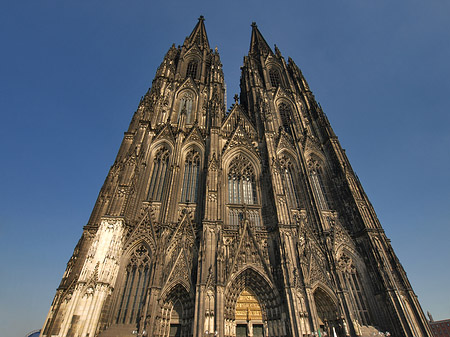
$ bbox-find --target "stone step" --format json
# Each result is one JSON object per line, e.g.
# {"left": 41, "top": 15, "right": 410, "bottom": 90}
{"left": 359, "top": 325, "right": 387, "bottom": 337}
{"left": 98, "top": 324, "right": 137, "bottom": 337}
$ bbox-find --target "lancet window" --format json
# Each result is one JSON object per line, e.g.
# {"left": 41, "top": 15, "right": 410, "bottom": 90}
{"left": 186, "top": 60, "right": 198, "bottom": 79}
{"left": 148, "top": 146, "right": 170, "bottom": 201}
{"left": 178, "top": 92, "right": 194, "bottom": 124}
{"left": 337, "top": 253, "right": 370, "bottom": 325}
{"left": 278, "top": 103, "right": 292, "bottom": 135}
{"left": 228, "top": 209, "right": 243, "bottom": 230}
{"left": 115, "top": 245, "right": 151, "bottom": 324}
{"left": 308, "top": 158, "right": 330, "bottom": 210}
{"left": 181, "top": 149, "right": 200, "bottom": 203}
{"left": 227, "top": 155, "right": 257, "bottom": 205}
{"left": 248, "top": 209, "right": 262, "bottom": 230}
{"left": 269, "top": 68, "right": 281, "bottom": 88}
{"left": 280, "top": 155, "right": 300, "bottom": 208}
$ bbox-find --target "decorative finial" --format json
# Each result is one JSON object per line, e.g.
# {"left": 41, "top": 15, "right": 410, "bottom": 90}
{"left": 234, "top": 94, "right": 239, "bottom": 104}
{"left": 199, "top": 15, "right": 205, "bottom": 21}
{"left": 251, "top": 22, "right": 257, "bottom": 28}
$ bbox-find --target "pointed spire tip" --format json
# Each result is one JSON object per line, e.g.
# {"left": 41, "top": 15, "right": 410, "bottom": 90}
{"left": 251, "top": 22, "right": 257, "bottom": 28}
{"left": 199, "top": 15, "right": 205, "bottom": 21}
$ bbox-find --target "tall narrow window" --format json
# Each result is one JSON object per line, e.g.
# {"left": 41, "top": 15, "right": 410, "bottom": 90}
{"left": 269, "top": 68, "right": 281, "bottom": 87}
{"left": 338, "top": 254, "right": 370, "bottom": 325}
{"left": 228, "top": 155, "right": 257, "bottom": 205}
{"left": 186, "top": 60, "right": 198, "bottom": 79}
{"left": 116, "top": 245, "right": 151, "bottom": 324}
{"left": 181, "top": 149, "right": 200, "bottom": 203}
{"left": 278, "top": 103, "right": 292, "bottom": 135}
{"left": 148, "top": 147, "right": 170, "bottom": 201}
{"left": 248, "top": 209, "right": 261, "bottom": 230}
{"left": 308, "top": 159, "right": 330, "bottom": 210}
{"left": 280, "top": 156, "right": 299, "bottom": 208}
{"left": 228, "top": 209, "right": 242, "bottom": 230}
{"left": 178, "top": 92, "right": 194, "bottom": 124}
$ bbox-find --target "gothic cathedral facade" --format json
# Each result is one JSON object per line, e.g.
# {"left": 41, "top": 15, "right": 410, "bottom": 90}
{"left": 40, "top": 17, "right": 432, "bottom": 337}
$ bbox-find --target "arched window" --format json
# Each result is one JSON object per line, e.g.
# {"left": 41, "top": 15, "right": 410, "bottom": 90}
{"left": 148, "top": 147, "right": 170, "bottom": 201}
{"left": 308, "top": 158, "right": 330, "bottom": 210}
{"left": 269, "top": 68, "right": 281, "bottom": 87}
{"left": 181, "top": 149, "right": 200, "bottom": 203}
{"left": 337, "top": 253, "right": 370, "bottom": 325}
{"left": 186, "top": 60, "right": 198, "bottom": 79}
{"left": 280, "top": 155, "right": 299, "bottom": 208}
{"left": 227, "top": 155, "right": 257, "bottom": 205}
{"left": 278, "top": 103, "right": 292, "bottom": 135}
{"left": 116, "top": 245, "right": 151, "bottom": 324}
{"left": 178, "top": 92, "right": 194, "bottom": 124}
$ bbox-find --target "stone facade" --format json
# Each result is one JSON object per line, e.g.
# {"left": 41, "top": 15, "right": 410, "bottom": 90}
{"left": 40, "top": 17, "right": 432, "bottom": 337}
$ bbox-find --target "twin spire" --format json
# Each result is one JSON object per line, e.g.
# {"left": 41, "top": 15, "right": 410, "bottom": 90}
{"left": 187, "top": 16, "right": 273, "bottom": 56}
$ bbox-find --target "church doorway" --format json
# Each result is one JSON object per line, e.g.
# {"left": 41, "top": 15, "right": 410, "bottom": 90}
{"left": 313, "top": 287, "right": 342, "bottom": 337}
{"left": 235, "top": 289, "right": 264, "bottom": 337}
{"left": 169, "top": 301, "right": 182, "bottom": 337}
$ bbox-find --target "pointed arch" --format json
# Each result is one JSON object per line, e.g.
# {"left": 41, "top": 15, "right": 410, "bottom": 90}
{"left": 180, "top": 149, "right": 201, "bottom": 203}
{"left": 175, "top": 89, "right": 197, "bottom": 124}
{"left": 278, "top": 152, "right": 301, "bottom": 209}
{"left": 223, "top": 150, "right": 262, "bottom": 229}
{"left": 224, "top": 267, "right": 287, "bottom": 337}
{"left": 335, "top": 249, "right": 372, "bottom": 325}
{"left": 225, "top": 266, "right": 281, "bottom": 321}
{"left": 277, "top": 102, "right": 293, "bottom": 135}
{"left": 307, "top": 154, "right": 331, "bottom": 210}
{"left": 267, "top": 65, "right": 283, "bottom": 88}
{"left": 114, "top": 243, "right": 152, "bottom": 325}
{"left": 227, "top": 154, "right": 258, "bottom": 205}
{"left": 312, "top": 285, "right": 341, "bottom": 334}
{"left": 186, "top": 59, "right": 199, "bottom": 79}
{"left": 147, "top": 145, "right": 171, "bottom": 201}
{"left": 156, "top": 282, "right": 194, "bottom": 337}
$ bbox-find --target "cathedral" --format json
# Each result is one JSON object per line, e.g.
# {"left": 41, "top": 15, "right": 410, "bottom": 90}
{"left": 40, "top": 17, "right": 432, "bottom": 337}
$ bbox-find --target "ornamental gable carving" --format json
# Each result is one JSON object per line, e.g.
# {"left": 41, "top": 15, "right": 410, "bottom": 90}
{"left": 178, "top": 77, "right": 198, "bottom": 93}
{"left": 152, "top": 123, "right": 176, "bottom": 146}
{"left": 222, "top": 124, "right": 259, "bottom": 157}
{"left": 183, "top": 125, "right": 205, "bottom": 147}
{"left": 274, "top": 86, "right": 292, "bottom": 102}
{"left": 221, "top": 104, "right": 257, "bottom": 139}
{"left": 226, "top": 220, "right": 272, "bottom": 285}
{"left": 123, "top": 211, "right": 157, "bottom": 254}
{"left": 276, "top": 130, "right": 296, "bottom": 154}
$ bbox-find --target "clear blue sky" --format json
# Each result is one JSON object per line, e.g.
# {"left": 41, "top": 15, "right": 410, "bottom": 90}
{"left": 1, "top": 1, "right": 449, "bottom": 336}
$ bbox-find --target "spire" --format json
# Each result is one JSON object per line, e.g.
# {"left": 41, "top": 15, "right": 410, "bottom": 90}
{"left": 249, "top": 22, "right": 273, "bottom": 57}
{"left": 187, "top": 15, "right": 210, "bottom": 50}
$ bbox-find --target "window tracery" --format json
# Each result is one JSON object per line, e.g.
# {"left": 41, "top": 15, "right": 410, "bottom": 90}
{"left": 178, "top": 92, "right": 194, "bottom": 124}
{"left": 278, "top": 103, "right": 292, "bottom": 135}
{"left": 279, "top": 155, "right": 299, "bottom": 208}
{"left": 181, "top": 149, "right": 200, "bottom": 203}
{"left": 186, "top": 60, "right": 198, "bottom": 79}
{"left": 227, "top": 155, "right": 257, "bottom": 205}
{"left": 116, "top": 244, "right": 151, "bottom": 324}
{"left": 308, "top": 158, "right": 330, "bottom": 210}
{"left": 269, "top": 68, "right": 281, "bottom": 88}
{"left": 148, "top": 147, "right": 170, "bottom": 201}
{"left": 337, "top": 253, "right": 370, "bottom": 325}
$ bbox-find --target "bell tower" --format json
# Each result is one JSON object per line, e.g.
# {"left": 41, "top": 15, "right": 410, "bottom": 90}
{"left": 40, "top": 18, "right": 432, "bottom": 337}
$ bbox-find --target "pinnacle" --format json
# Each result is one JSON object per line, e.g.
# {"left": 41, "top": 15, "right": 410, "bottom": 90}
{"left": 187, "top": 15, "right": 210, "bottom": 50}
{"left": 249, "top": 22, "right": 272, "bottom": 57}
